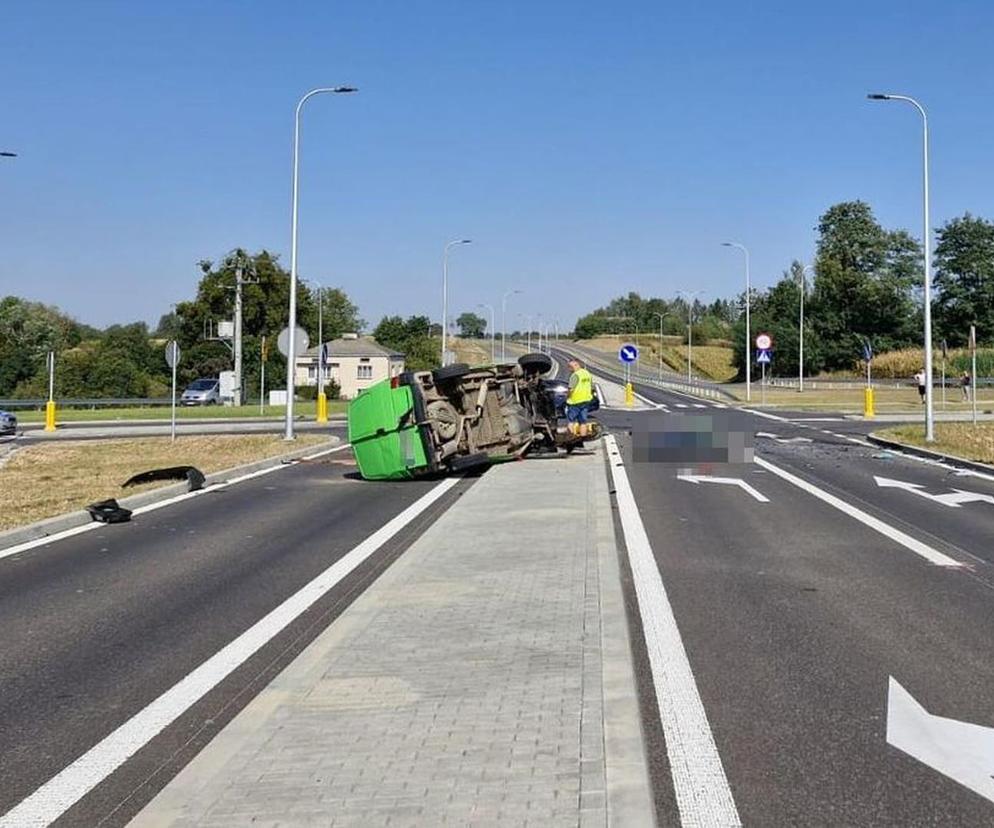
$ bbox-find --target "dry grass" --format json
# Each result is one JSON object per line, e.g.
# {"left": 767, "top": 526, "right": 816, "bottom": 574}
{"left": 725, "top": 384, "right": 994, "bottom": 412}
{"left": 0, "top": 435, "right": 327, "bottom": 532}
{"left": 449, "top": 337, "right": 495, "bottom": 365}
{"left": 577, "top": 337, "right": 736, "bottom": 381}
{"left": 877, "top": 422, "right": 994, "bottom": 464}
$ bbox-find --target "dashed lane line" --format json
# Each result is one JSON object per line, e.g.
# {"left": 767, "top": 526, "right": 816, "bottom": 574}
{"left": 0, "top": 474, "right": 463, "bottom": 827}
{"left": 603, "top": 434, "right": 741, "bottom": 826}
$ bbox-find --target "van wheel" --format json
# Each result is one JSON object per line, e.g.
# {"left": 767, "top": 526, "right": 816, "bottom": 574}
{"left": 518, "top": 353, "right": 553, "bottom": 375}
{"left": 432, "top": 363, "right": 471, "bottom": 384}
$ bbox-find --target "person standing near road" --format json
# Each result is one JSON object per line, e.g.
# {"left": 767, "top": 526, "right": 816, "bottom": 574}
{"left": 961, "top": 371, "right": 971, "bottom": 401}
{"left": 566, "top": 359, "right": 594, "bottom": 437}
{"left": 914, "top": 369, "right": 926, "bottom": 404}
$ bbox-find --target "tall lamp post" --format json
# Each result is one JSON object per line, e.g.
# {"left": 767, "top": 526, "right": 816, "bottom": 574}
{"left": 284, "top": 85, "right": 356, "bottom": 441}
{"left": 678, "top": 290, "right": 704, "bottom": 384}
{"left": 799, "top": 265, "right": 813, "bottom": 393}
{"left": 868, "top": 93, "right": 934, "bottom": 442}
{"left": 477, "top": 303, "right": 496, "bottom": 363}
{"left": 501, "top": 289, "right": 521, "bottom": 361}
{"left": 441, "top": 239, "right": 472, "bottom": 366}
{"left": 651, "top": 311, "right": 666, "bottom": 380}
{"left": 722, "top": 242, "right": 751, "bottom": 402}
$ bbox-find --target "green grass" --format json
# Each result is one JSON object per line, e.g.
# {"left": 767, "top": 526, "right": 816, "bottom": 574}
{"left": 877, "top": 422, "right": 994, "bottom": 464}
{"left": 14, "top": 401, "right": 347, "bottom": 423}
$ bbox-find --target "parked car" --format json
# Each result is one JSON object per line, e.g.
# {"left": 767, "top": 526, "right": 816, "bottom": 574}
{"left": 180, "top": 378, "right": 221, "bottom": 406}
{"left": 0, "top": 409, "right": 16, "bottom": 436}
{"left": 348, "top": 353, "right": 600, "bottom": 480}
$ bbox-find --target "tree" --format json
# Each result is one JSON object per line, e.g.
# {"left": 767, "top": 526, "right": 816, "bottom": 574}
{"left": 456, "top": 312, "right": 486, "bottom": 339}
{"left": 372, "top": 314, "right": 439, "bottom": 372}
{"left": 933, "top": 213, "right": 994, "bottom": 346}
{"left": 810, "top": 201, "right": 920, "bottom": 370}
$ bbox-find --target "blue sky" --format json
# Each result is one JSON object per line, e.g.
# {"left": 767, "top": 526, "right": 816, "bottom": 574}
{"left": 2, "top": 1, "right": 993, "bottom": 332}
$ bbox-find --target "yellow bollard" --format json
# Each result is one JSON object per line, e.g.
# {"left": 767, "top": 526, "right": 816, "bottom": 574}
{"left": 44, "top": 400, "right": 57, "bottom": 432}
{"left": 863, "top": 387, "right": 875, "bottom": 419}
{"left": 625, "top": 383, "right": 634, "bottom": 407}
{"left": 316, "top": 392, "right": 328, "bottom": 423}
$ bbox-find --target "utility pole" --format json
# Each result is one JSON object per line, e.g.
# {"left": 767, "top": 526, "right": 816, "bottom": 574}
{"left": 234, "top": 264, "right": 244, "bottom": 406}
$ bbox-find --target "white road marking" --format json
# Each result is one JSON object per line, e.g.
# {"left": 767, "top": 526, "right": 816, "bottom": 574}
{"left": 675, "top": 403, "right": 689, "bottom": 409}
{"left": 874, "top": 475, "right": 994, "bottom": 508}
{"left": 0, "top": 473, "right": 461, "bottom": 827}
{"left": 887, "top": 677, "right": 994, "bottom": 803}
{"left": 756, "top": 432, "right": 812, "bottom": 444}
{"left": 677, "top": 473, "right": 769, "bottom": 502}
{"left": 603, "top": 435, "right": 741, "bottom": 826}
{"left": 0, "top": 444, "right": 351, "bottom": 561}
{"left": 755, "top": 456, "right": 964, "bottom": 568}
{"left": 743, "top": 407, "right": 790, "bottom": 422}
{"left": 692, "top": 403, "right": 707, "bottom": 409}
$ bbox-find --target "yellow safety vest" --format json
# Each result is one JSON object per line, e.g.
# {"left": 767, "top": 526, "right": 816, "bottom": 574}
{"left": 567, "top": 368, "right": 593, "bottom": 404}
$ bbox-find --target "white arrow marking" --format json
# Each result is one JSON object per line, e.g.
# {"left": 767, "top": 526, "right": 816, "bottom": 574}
{"left": 757, "top": 431, "right": 812, "bottom": 444}
{"left": 887, "top": 677, "right": 994, "bottom": 803}
{"left": 678, "top": 473, "right": 769, "bottom": 502}
{"left": 874, "top": 476, "right": 994, "bottom": 508}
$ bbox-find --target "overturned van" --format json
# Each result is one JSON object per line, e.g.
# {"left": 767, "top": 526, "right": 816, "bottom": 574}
{"left": 347, "top": 353, "right": 599, "bottom": 480}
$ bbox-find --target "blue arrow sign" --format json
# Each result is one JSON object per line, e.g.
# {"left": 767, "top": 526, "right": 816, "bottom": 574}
{"left": 862, "top": 341, "right": 873, "bottom": 362}
{"left": 619, "top": 344, "right": 639, "bottom": 364}
{"left": 756, "top": 349, "right": 772, "bottom": 364}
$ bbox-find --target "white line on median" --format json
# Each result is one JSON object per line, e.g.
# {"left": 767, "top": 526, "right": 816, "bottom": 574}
{"left": 0, "top": 473, "right": 461, "bottom": 827}
{"left": 754, "top": 456, "right": 964, "bottom": 568}
{"left": 603, "top": 434, "right": 741, "bottom": 826}
{"left": 0, "top": 444, "right": 351, "bottom": 561}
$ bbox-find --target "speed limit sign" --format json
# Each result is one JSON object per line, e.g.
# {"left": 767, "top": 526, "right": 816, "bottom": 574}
{"left": 755, "top": 333, "right": 773, "bottom": 350}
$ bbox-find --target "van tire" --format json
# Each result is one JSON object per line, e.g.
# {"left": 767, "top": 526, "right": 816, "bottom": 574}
{"left": 433, "top": 363, "right": 471, "bottom": 383}
{"left": 518, "top": 353, "right": 553, "bottom": 375}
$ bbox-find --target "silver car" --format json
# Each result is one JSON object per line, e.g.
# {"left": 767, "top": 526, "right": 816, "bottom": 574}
{"left": 180, "top": 379, "right": 221, "bottom": 406}
{"left": 0, "top": 409, "right": 16, "bottom": 436}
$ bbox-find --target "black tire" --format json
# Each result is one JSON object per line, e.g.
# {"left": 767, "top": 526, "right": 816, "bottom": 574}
{"left": 518, "top": 352, "right": 553, "bottom": 375}
{"left": 432, "top": 363, "right": 471, "bottom": 383}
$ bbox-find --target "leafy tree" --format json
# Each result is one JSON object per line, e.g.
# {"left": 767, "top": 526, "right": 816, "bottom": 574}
{"left": 810, "top": 201, "right": 921, "bottom": 370}
{"left": 372, "top": 314, "right": 439, "bottom": 371}
{"left": 456, "top": 311, "right": 487, "bottom": 339}
{"left": 933, "top": 213, "right": 994, "bottom": 346}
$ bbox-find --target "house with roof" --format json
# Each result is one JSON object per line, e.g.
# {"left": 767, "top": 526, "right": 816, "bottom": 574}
{"left": 294, "top": 333, "right": 405, "bottom": 400}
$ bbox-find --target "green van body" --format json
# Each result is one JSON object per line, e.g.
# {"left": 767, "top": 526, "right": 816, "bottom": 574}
{"left": 347, "top": 380, "right": 431, "bottom": 480}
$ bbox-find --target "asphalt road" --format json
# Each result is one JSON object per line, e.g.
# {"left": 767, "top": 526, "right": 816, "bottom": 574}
{"left": 553, "top": 345, "right": 994, "bottom": 825}
{"left": 0, "top": 449, "right": 474, "bottom": 826}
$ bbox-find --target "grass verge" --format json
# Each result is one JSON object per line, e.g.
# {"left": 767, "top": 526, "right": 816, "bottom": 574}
{"left": 876, "top": 422, "right": 994, "bottom": 464}
{"left": 14, "top": 401, "right": 347, "bottom": 424}
{"left": 0, "top": 434, "right": 328, "bottom": 532}
{"left": 724, "top": 384, "right": 994, "bottom": 412}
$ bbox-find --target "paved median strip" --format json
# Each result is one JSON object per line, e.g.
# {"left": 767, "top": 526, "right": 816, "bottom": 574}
{"left": 0, "top": 473, "right": 462, "bottom": 827}
{"left": 603, "top": 434, "right": 742, "bottom": 826}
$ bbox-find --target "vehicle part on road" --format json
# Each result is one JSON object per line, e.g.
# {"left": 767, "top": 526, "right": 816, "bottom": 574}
{"left": 347, "top": 354, "right": 600, "bottom": 480}
{"left": 122, "top": 466, "right": 206, "bottom": 492}
{"left": 85, "top": 499, "right": 133, "bottom": 524}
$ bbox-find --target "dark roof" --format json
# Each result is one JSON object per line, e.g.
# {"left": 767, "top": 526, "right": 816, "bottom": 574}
{"left": 300, "top": 337, "right": 404, "bottom": 359}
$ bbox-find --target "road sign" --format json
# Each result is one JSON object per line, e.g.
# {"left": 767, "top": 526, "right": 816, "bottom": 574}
{"left": 619, "top": 343, "right": 639, "bottom": 364}
{"left": 755, "top": 332, "right": 773, "bottom": 351}
{"left": 164, "top": 340, "right": 181, "bottom": 369}
{"left": 277, "top": 326, "right": 310, "bottom": 359}
{"left": 863, "top": 340, "right": 873, "bottom": 362}
{"left": 756, "top": 349, "right": 772, "bottom": 364}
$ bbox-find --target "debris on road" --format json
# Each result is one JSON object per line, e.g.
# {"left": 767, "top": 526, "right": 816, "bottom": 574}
{"left": 122, "top": 465, "right": 206, "bottom": 492}
{"left": 85, "top": 498, "right": 132, "bottom": 524}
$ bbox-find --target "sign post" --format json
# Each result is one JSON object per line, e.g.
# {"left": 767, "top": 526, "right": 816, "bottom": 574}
{"left": 755, "top": 333, "right": 773, "bottom": 406}
{"left": 165, "top": 340, "right": 181, "bottom": 442}
{"left": 862, "top": 340, "right": 874, "bottom": 419}
{"left": 941, "top": 339, "right": 948, "bottom": 409}
{"left": 260, "top": 336, "right": 268, "bottom": 415}
{"left": 619, "top": 343, "right": 638, "bottom": 407}
{"left": 44, "top": 351, "right": 56, "bottom": 432}
{"left": 971, "top": 325, "right": 978, "bottom": 427}
{"left": 317, "top": 342, "right": 329, "bottom": 423}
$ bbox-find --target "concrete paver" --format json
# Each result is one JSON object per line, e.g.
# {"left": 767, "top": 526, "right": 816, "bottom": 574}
{"left": 131, "top": 444, "right": 652, "bottom": 826}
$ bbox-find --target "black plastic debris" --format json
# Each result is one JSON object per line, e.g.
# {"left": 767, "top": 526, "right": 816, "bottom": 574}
{"left": 86, "top": 499, "right": 133, "bottom": 524}
{"left": 122, "top": 466, "right": 205, "bottom": 492}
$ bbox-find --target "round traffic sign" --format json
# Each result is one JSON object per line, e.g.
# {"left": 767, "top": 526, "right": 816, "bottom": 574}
{"left": 618, "top": 343, "right": 639, "bottom": 364}
{"left": 755, "top": 333, "right": 773, "bottom": 350}
{"left": 277, "top": 326, "right": 310, "bottom": 359}
{"left": 164, "top": 340, "right": 181, "bottom": 369}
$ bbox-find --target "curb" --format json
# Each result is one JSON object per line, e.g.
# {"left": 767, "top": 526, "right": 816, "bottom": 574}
{"left": 0, "top": 437, "right": 343, "bottom": 552}
{"left": 867, "top": 433, "right": 994, "bottom": 476}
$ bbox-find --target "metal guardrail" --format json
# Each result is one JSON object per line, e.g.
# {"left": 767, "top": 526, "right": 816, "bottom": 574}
{"left": 0, "top": 398, "right": 173, "bottom": 410}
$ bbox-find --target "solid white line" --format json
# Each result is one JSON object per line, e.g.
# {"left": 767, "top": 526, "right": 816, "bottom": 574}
{"left": 754, "top": 456, "right": 964, "bottom": 568}
{"left": 0, "top": 443, "right": 352, "bottom": 562}
{"left": 0, "top": 473, "right": 460, "bottom": 828}
{"left": 603, "top": 434, "right": 741, "bottom": 825}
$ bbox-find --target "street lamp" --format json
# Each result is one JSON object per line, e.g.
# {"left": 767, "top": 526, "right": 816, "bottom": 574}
{"left": 441, "top": 239, "right": 472, "bottom": 366}
{"left": 868, "top": 92, "right": 934, "bottom": 442}
{"left": 477, "top": 303, "right": 496, "bottom": 364}
{"left": 284, "top": 85, "right": 356, "bottom": 441}
{"left": 501, "top": 289, "right": 522, "bottom": 361}
{"left": 651, "top": 311, "right": 666, "bottom": 381}
{"left": 799, "top": 265, "right": 814, "bottom": 393}
{"left": 722, "top": 241, "right": 751, "bottom": 402}
{"left": 0, "top": 152, "right": 16, "bottom": 158}
{"left": 677, "top": 290, "right": 704, "bottom": 384}
{"left": 519, "top": 314, "right": 534, "bottom": 351}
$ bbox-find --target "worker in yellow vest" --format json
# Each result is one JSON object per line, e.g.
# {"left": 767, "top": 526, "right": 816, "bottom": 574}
{"left": 566, "top": 359, "right": 594, "bottom": 437}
